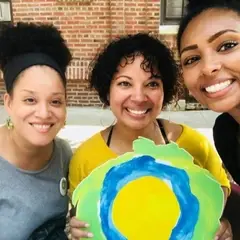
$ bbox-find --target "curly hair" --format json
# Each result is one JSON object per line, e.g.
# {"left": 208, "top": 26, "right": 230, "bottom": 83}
{"left": 0, "top": 22, "right": 72, "bottom": 92}
{"left": 89, "top": 33, "right": 180, "bottom": 107}
{"left": 177, "top": 0, "right": 240, "bottom": 53}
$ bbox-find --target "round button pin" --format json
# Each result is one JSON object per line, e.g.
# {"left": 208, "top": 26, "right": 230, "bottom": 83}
{"left": 60, "top": 177, "right": 67, "bottom": 196}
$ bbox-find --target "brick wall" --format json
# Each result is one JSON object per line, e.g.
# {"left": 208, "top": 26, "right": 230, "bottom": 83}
{"left": 0, "top": 0, "right": 178, "bottom": 106}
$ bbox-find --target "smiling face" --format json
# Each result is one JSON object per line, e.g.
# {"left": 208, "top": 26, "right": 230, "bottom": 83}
{"left": 180, "top": 8, "right": 240, "bottom": 112}
{"left": 109, "top": 55, "right": 164, "bottom": 130}
{"left": 4, "top": 65, "right": 66, "bottom": 147}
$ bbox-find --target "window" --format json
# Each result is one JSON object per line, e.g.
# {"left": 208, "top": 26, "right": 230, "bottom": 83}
{"left": 0, "top": 0, "right": 12, "bottom": 37}
{"left": 0, "top": 0, "right": 11, "bottom": 23}
{"left": 161, "top": 0, "right": 186, "bottom": 25}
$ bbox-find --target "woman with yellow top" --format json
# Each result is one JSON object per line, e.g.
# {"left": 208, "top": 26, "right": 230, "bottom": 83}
{"left": 69, "top": 33, "right": 231, "bottom": 239}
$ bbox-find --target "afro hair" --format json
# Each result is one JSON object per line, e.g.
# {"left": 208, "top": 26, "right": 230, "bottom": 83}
{"left": 0, "top": 22, "right": 72, "bottom": 74}
{"left": 89, "top": 33, "right": 181, "bottom": 107}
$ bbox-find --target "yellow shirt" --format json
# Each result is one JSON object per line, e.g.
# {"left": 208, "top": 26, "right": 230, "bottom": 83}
{"left": 69, "top": 124, "right": 230, "bottom": 196}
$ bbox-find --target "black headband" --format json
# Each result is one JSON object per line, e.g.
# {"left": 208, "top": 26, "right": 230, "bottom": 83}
{"left": 3, "top": 52, "right": 66, "bottom": 93}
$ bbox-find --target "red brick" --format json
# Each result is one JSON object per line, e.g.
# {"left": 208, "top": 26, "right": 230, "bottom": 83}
{"left": 0, "top": 0, "right": 178, "bottom": 106}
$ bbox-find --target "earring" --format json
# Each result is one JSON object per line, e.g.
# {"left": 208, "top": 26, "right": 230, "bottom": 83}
{"left": 62, "top": 120, "right": 66, "bottom": 128}
{"left": 6, "top": 117, "right": 14, "bottom": 130}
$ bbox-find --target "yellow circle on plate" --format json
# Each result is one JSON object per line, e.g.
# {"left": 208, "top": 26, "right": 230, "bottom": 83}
{"left": 112, "top": 176, "right": 180, "bottom": 240}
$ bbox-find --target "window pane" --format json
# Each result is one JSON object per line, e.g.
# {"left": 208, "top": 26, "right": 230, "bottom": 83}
{"left": 165, "top": 0, "right": 185, "bottom": 19}
{"left": 0, "top": 2, "right": 11, "bottom": 22}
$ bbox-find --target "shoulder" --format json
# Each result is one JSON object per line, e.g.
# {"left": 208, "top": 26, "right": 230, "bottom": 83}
{"left": 181, "top": 124, "right": 206, "bottom": 139}
{"left": 213, "top": 113, "right": 238, "bottom": 156}
{"left": 54, "top": 137, "right": 73, "bottom": 163}
{"left": 213, "top": 113, "right": 239, "bottom": 178}
{"left": 73, "top": 131, "right": 103, "bottom": 156}
{"left": 161, "top": 119, "right": 206, "bottom": 144}
{"left": 173, "top": 123, "right": 213, "bottom": 157}
{"left": 160, "top": 119, "right": 182, "bottom": 142}
{"left": 69, "top": 131, "right": 105, "bottom": 177}
{"left": 214, "top": 112, "right": 237, "bottom": 126}
{"left": 175, "top": 124, "right": 220, "bottom": 168}
{"left": 70, "top": 131, "right": 104, "bottom": 166}
{"left": 55, "top": 137, "right": 72, "bottom": 153}
{"left": 213, "top": 113, "right": 238, "bottom": 138}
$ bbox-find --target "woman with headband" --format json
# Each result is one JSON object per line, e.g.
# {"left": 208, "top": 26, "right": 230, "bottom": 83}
{"left": 0, "top": 22, "right": 72, "bottom": 240}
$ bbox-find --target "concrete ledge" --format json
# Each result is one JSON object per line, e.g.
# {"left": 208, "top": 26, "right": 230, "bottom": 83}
{"left": 159, "top": 25, "right": 179, "bottom": 35}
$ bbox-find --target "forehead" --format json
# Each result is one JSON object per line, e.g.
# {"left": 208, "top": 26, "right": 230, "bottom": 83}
{"left": 15, "top": 65, "right": 64, "bottom": 91}
{"left": 181, "top": 9, "right": 240, "bottom": 49}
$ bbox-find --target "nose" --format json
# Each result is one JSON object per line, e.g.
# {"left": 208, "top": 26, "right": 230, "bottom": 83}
{"left": 201, "top": 55, "right": 221, "bottom": 76}
{"left": 35, "top": 103, "right": 52, "bottom": 119}
{"left": 130, "top": 86, "right": 147, "bottom": 102}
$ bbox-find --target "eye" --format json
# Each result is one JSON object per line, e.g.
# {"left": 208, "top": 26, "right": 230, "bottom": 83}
{"left": 51, "top": 99, "right": 63, "bottom": 106}
{"left": 183, "top": 56, "right": 200, "bottom": 66}
{"left": 23, "top": 98, "right": 35, "bottom": 104}
{"left": 218, "top": 41, "right": 238, "bottom": 52}
{"left": 118, "top": 81, "right": 131, "bottom": 87}
{"left": 147, "top": 81, "right": 160, "bottom": 88}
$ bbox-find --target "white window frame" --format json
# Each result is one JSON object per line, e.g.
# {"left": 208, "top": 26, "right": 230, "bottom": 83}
{"left": 0, "top": 1, "right": 11, "bottom": 22}
{"left": 160, "top": 0, "right": 186, "bottom": 34}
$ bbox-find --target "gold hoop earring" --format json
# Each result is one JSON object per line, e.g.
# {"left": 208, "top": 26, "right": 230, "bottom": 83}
{"left": 6, "top": 117, "right": 14, "bottom": 130}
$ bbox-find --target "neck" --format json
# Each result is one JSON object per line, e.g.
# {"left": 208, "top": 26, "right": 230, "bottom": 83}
{"left": 113, "top": 120, "right": 160, "bottom": 144}
{"left": 6, "top": 128, "right": 53, "bottom": 171}
{"left": 228, "top": 105, "right": 240, "bottom": 124}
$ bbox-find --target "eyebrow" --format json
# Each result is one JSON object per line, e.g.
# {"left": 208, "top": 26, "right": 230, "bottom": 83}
{"left": 21, "top": 89, "right": 65, "bottom": 95}
{"left": 180, "top": 29, "right": 238, "bottom": 56}
{"left": 114, "top": 75, "right": 158, "bottom": 81}
{"left": 114, "top": 75, "right": 132, "bottom": 80}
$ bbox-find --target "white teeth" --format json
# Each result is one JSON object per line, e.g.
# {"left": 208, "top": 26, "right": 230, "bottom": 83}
{"left": 127, "top": 109, "right": 147, "bottom": 115}
{"left": 205, "top": 80, "right": 231, "bottom": 93}
{"left": 32, "top": 124, "right": 51, "bottom": 130}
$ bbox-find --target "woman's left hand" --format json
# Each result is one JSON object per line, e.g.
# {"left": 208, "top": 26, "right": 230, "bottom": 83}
{"left": 215, "top": 218, "right": 233, "bottom": 240}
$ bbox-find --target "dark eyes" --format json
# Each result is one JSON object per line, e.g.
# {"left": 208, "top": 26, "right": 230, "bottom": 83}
{"left": 218, "top": 41, "right": 238, "bottom": 52}
{"left": 183, "top": 41, "right": 239, "bottom": 66}
{"left": 183, "top": 56, "right": 200, "bottom": 66}
{"left": 24, "top": 98, "right": 35, "bottom": 104}
{"left": 23, "top": 98, "right": 63, "bottom": 106}
{"left": 118, "top": 81, "right": 130, "bottom": 87}
{"left": 147, "top": 81, "right": 160, "bottom": 88}
{"left": 117, "top": 80, "right": 159, "bottom": 88}
{"left": 51, "top": 100, "right": 63, "bottom": 105}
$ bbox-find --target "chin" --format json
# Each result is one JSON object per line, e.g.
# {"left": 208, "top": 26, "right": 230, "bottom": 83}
{"left": 28, "top": 137, "right": 54, "bottom": 147}
{"left": 207, "top": 100, "right": 240, "bottom": 113}
{"left": 207, "top": 105, "right": 231, "bottom": 113}
{"left": 126, "top": 123, "right": 149, "bottom": 131}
